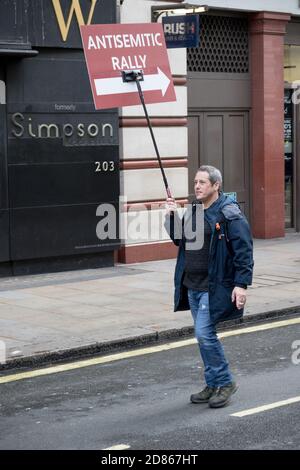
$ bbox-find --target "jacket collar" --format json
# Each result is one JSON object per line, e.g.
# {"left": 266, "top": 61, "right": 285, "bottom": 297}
{"left": 188, "top": 193, "right": 235, "bottom": 230}
{"left": 204, "top": 193, "right": 234, "bottom": 230}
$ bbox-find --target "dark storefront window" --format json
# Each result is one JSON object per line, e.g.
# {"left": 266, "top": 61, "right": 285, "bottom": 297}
{"left": 284, "top": 88, "right": 294, "bottom": 228}
{"left": 284, "top": 44, "right": 300, "bottom": 229}
{"left": 284, "top": 45, "right": 300, "bottom": 83}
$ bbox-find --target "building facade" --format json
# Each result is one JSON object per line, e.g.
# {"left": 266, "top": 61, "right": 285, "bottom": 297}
{"left": 0, "top": 0, "right": 300, "bottom": 274}
{"left": 0, "top": 0, "right": 120, "bottom": 275}
{"left": 118, "top": 0, "right": 300, "bottom": 264}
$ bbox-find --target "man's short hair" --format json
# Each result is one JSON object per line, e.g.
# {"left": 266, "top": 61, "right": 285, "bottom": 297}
{"left": 198, "top": 165, "right": 223, "bottom": 190}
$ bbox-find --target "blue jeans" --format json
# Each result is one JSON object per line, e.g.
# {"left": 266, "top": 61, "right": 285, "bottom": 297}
{"left": 188, "top": 289, "right": 233, "bottom": 388}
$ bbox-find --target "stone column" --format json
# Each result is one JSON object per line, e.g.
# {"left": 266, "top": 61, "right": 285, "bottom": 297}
{"left": 249, "top": 12, "right": 290, "bottom": 238}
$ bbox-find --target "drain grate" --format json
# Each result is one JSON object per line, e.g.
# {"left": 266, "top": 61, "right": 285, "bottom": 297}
{"left": 250, "top": 274, "right": 300, "bottom": 288}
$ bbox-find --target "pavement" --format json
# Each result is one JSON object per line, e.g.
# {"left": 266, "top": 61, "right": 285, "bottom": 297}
{"left": 0, "top": 232, "right": 300, "bottom": 370}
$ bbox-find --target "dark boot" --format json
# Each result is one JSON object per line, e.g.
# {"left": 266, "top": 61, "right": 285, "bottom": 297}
{"left": 209, "top": 382, "right": 238, "bottom": 408}
{"left": 190, "top": 386, "right": 216, "bottom": 404}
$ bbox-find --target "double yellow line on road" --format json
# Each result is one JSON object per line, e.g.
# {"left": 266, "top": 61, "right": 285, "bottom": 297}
{"left": 0, "top": 316, "right": 300, "bottom": 385}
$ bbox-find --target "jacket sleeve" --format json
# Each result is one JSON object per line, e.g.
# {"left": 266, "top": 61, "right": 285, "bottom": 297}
{"left": 226, "top": 216, "right": 254, "bottom": 287}
{"left": 164, "top": 212, "right": 183, "bottom": 247}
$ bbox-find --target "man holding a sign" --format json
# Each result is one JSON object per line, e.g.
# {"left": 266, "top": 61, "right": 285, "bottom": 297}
{"left": 165, "top": 166, "right": 254, "bottom": 409}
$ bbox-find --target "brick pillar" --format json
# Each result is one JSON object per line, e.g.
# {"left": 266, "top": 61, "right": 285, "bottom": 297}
{"left": 250, "top": 12, "right": 290, "bottom": 238}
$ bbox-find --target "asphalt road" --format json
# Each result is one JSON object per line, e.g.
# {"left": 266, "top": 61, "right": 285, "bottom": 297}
{"left": 0, "top": 316, "right": 300, "bottom": 450}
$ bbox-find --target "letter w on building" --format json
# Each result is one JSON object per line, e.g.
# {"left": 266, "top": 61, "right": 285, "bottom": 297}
{"left": 52, "top": 0, "right": 98, "bottom": 42}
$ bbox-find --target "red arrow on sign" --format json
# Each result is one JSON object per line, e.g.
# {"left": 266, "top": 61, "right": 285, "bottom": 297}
{"left": 80, "top": 23, "right": 176, "bottom": 110}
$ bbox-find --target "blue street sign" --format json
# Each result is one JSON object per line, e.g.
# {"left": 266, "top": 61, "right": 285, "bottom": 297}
{"left": 162, "top": 14, "right": 200, "bottom": 49}
{"left": 224, "top": 192, "right": 237, "bottom": 202}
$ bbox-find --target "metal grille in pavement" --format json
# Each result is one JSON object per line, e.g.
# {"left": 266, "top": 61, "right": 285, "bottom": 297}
{"left": 251, "top": 274, "right": 300, "bottom": 288}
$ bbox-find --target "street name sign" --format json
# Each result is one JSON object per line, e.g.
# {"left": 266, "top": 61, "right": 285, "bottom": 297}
{"left": 80, "top": 23, "right": 176, "bottom": 110}
{"left": 163, "top": 14, "right": 200, "bottom": 48}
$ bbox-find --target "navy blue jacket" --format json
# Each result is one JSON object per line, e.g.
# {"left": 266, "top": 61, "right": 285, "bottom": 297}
{"left": 165, "top": 194, "right": 254, "bottom": 324}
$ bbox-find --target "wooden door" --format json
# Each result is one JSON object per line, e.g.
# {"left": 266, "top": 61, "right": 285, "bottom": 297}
{"left": 188, "top": 110, "right": 250, "bottom": 217}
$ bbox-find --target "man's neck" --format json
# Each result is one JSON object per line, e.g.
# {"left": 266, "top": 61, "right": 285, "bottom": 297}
{"left": 203, "top": 193, "right": 219, "bottom": 209}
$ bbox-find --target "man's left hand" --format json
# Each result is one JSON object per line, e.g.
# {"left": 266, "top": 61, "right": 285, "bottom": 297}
{"left": 232, "top": 287, "right": 247, "bottom": 310}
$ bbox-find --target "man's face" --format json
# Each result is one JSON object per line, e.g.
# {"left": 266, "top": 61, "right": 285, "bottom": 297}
{"left": 194, "top": 171, "right": 219, "bottom": 202}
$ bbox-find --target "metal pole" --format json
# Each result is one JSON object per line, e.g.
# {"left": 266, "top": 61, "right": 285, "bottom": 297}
{"left": 134, "top": 78, "right": 172, "bottom": 199}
